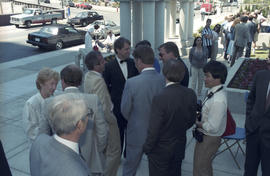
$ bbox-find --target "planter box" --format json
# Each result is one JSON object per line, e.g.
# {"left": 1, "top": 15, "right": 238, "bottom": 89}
{"left": 225, "top": 58, "right": 268, "bottom": 114}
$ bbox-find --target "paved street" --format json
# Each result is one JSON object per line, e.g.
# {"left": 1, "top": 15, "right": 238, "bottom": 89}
{"left": 0, "top": 2, "right": 254, "bottom": 176}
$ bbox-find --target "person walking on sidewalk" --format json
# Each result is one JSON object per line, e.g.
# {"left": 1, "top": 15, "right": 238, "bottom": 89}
{"left": 189, "top": 37, "right": 208, "bottom": 98}
{"left": 245, "top": 15, "right": 257, "bottom": 58}
{"left": 230, "top": 16, "right": 249, "bottom": 67}
{"left": 211, "top": 24, "right": 221, "bottom": 61}
{"left": 201, "top": 19, "right": 213, "bottom": 59}
{"left": 244, "top": 59, "right": 270, "bottom": 176}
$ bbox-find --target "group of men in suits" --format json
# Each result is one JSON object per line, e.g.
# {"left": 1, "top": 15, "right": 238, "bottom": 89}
{"left": 29, "top": 36, "right": 196, "bottom": 176}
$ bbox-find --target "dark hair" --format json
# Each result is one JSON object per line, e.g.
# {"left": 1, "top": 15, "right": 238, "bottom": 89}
{"left": 248, "top": 15, "right": 254, "bottom": 21}
{"left": 60, "top": 64, "right": 83, "bottom": 87}
{"left": 158, "top": 42, "right": 180, "bottom": 58}
{"left": 85, "top": 51, "right": 101, "bottom": 70}
{"left": 135, "top": 40, "right": 151, "bottom": 48}
{"left": 214, "top": 24, "right": 221, "bottom": 33}
{"left": 206, "top": 19, "right": 212, "bottom": 23}
{"left": 193, "top": 37, "right": 202, "bottom": 47}
{"left": 240, "top": 15, "right": 248, "bottom": 23}
{"left": 203, "top": 61, "right": 227, "bottom": 84}
{"left": 163, "top": 59, "right": 185, "bottom": 82}
{"left": 132, "top": 45, "right": 154, "bottom": 65}
{"left": 94, "top": 24, "right": 100, "bottom": 30}
{"left": 114, "top": 37, "right": 130, "bottom": 54}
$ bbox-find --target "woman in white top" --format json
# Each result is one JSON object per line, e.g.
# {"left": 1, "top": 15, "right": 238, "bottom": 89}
{"left": 193, "top": 61, "right": 228, "bottom": 176}
{"left": 23, "top": 68, "right": 59, "bottom": 143}
{"left": 211, "top": 24, "right": 221, "bottom": 61}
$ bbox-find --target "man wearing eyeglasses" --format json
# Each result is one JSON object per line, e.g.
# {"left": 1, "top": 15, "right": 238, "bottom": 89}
{"left": 158, "top": 42, "right": 189, "bottom": 87}
{"left": 39, "top": 64, "right": 108, "bottom": 176}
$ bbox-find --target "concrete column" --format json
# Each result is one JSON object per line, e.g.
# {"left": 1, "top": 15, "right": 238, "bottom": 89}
{"left": 142, "top": 1, "right": 155, "bottom": 48}
{"left": 165, "top": 1, "right": 170, "bottom": 40}
{"left": 179, "top": 0, "right": 189, "bottom": 55}
{"left": 155, "top": 1, "right": 165, "bottom": 52}
{"left": 169, "top": 0, "right": 176, "bottom": 37}
{"left": 120, "top": 1, "right": 131, "bottom": 41}
{"left": 187, "top": 1, "right": 194, "bottom": 46}
{"left": 132, "top": 1, "right": 142, "bottom": 47}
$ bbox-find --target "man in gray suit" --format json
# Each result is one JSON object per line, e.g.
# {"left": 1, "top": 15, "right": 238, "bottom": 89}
{"left": 30, "top": 93, "right": 90, "bottom": 176}
{"left": 244, "top": 60, "right": 270, "bottom": 176}
{"left": 60, "top": 64, "right": 108, "bottom": 176}
{"left": 121, "top": 45, "right": 165, "bottom": 176}
{"left": 245, "top": 15, "right": 257, "bottom": 58}
{"left": 230, "top": 16, "right": 250, "bottom": 67}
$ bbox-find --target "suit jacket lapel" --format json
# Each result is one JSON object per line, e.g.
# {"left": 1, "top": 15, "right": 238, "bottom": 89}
{"left": 113, "top": 59, "right": 126, "bottom": 81}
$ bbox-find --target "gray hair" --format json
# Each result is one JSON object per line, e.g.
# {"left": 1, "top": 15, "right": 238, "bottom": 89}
{"left": 48, "top": 93, "right": 88, "bottom": 136}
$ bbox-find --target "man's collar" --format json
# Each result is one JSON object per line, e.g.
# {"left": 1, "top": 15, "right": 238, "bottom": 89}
{"left": 90, "top": 70, "right": 102, "bottom": 77}
{"left": 166, "top": 82, "right": 178, "bottom": 87}
{"left": 64, "top": 86, "right": 79, "bottom": 91}
{"left": 142, "top": 67, "right": 155, "bottom": 72}
{"left": 54, "top": 134, "right": 79, "bottom": 154}
{"left": 208, "top": 84, "right": 223, "bottom": 94}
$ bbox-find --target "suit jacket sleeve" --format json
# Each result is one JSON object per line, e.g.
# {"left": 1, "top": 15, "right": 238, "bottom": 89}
{"left": 93, "top": 78, "right": 116, "bottom": 124}
{"left": 143, "top": 96, "right": 164, "bottom": 154}
{"left": 103, "top": 63, "right": 112, "bottom": 93}
{"left": 186, "top": 92, "right": 197, "bottom": 130}
{"left": 22, "top": 102, "right": 40, "bottom": 142}
{"left": 94, "top": 97, "right": 109, "bottom": 152}
{"left": 246, "top": 73, "right": 257, "bottom": 118}
{"left": 121, "top": 80, "right": 132, "bottom": 120}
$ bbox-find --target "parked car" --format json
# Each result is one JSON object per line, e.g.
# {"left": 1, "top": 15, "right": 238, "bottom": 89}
{"left": 26, "top": 24, "right": 86, "bottom": 50}
{"left": 44, "top": 0, "right": 50, "bottom": 3}
{"left": 10, "top": 8, "right": 64, "bottom": 28}
{"left": 231, "top": 2, "right": 238, "bottom": 7}
{"left": 76, "top": 2, "right": 92, "bottom": 10}
{"left": 68, "top": 11, "right": 103, "bottom": 26}
{"left": 200, "top": 3, "right": 216, "bottom": 15}
{"left": 87, "top": 20, "right": 120, "bottom": 39}
{"left": 194, "top": 2, "right": 201, "bottom": 10}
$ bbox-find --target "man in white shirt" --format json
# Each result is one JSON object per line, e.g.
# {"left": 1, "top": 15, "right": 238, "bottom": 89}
{"left": 193, "top": 61, "right": 228, "bottom": 176}
{"left": 30, "top": 93, "right": 90, "bottom": 176}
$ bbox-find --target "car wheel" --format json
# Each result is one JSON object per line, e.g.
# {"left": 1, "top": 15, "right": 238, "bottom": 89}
{"left": 55, "top": 41, "right": 63, "bottom": 50}
{"left": 15, "top": 24, "right": 19, "bottom": 28}
{"left": 51, "top": 19, "right": 57, "bottom": 24}
{"left": 82, "top": 21, "right": 87, "bottom": 27}
{"left": 25, "top": 21, "right": 31, "bottom": 28}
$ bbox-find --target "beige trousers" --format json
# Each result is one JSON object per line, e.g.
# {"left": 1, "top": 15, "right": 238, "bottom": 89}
{"left": 104, "top": 122, "right": 121, "bottom": 176}
{"left": 190, "top": 66, "right": 204, "bottom": 96}
{"left": 193, "top": 135, "right": 221, "bottom": 176}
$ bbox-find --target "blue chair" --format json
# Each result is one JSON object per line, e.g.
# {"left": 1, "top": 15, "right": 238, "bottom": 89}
{"left": 213, "top": 127, "right": 246, "bottom": 169}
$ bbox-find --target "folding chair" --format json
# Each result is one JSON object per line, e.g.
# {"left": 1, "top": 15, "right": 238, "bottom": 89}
{"left": 213, "top": 127, "right": 246, "bottom": 169}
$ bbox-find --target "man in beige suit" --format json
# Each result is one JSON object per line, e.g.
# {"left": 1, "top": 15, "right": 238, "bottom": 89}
{"left": 60, "top": 64, "right": 108, "bottom": 176}
{"left": 84, "top": 51, "right": 121, "bottom": 176}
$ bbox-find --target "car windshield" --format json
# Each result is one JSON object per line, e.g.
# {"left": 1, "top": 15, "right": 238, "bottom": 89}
{"left": 40, "top": 26, "right": 58, "bottom": 35}
{"left": 76, "top": 12, "right": 87, "bottom": 18}
{"left": 95, "top": 21, "right": 104, "bottom": 25}
{"left": 23, "top": 9, "right": 34, "bottom": 14}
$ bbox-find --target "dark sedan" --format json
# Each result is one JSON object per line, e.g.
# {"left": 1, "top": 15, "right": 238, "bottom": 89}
{"left": 68, "top": 11, "right": 103, "bottom": 27}
{"left": 26, "top": 24, "right": 86, "bottom": 50}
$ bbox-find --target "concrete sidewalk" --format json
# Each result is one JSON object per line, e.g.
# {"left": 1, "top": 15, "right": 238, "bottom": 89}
{"left": 0, "top": 42, "right": 255, "bottom": 175}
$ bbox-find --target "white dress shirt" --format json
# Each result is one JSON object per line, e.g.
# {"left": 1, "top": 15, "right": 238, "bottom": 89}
{"left": 54, "top": 134, "right": 79, "bottom": 154}
{"left": 116, "top": 56, "right": 128, "bottom": 80}
{"left": 64, "top": 86, "right": 79, "bottom": 91}
{"left": 200, "top": 85, "right": 227, "bottom": 136}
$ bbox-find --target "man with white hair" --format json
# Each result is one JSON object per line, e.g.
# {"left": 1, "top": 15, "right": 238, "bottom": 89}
{"left": 30, "top": 93, "right": 90, "bottom": 176}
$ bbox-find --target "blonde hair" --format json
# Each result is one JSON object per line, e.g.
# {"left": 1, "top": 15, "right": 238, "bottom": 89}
{"left": 36, "top": 68, "right": 60, "bottom": 90}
